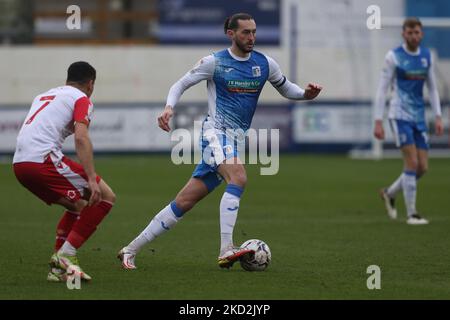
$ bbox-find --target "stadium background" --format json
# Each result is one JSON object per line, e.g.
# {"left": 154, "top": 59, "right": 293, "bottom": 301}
{"left": 1, "top": 0, "right": 450, "bottom": 300}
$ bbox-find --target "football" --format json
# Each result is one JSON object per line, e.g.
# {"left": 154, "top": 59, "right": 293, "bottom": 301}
{"left": 239, "top": 239, "right": 271, "bottom": 271}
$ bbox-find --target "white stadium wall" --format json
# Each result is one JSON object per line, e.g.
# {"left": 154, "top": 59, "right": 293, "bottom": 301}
{"left": 0, "top": 46, "right": 288, "bottom": 104}
{"left": 4, "top": 0, "right": 446, "bottom": 104}
{"left": 1, "top": 43, "right": 450, "bottom": 104}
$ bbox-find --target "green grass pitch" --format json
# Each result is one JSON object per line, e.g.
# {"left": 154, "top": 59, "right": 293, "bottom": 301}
{"left": 1, "top": 154, "right": 449, "bottom": 299}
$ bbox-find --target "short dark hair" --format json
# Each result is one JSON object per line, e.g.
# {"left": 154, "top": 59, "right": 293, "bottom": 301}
{"left": 224, "top": 13, "right": 253, "bottom": 34}
{"left": 67, "top": 61, "right": 96, "bottom": 84}
{"left": 403, "top": 17, "right": 422, "bottom": 30}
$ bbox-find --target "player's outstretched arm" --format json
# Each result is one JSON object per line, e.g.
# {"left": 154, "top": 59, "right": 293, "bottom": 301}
{"left": 303, "top": 83, "right": 323, "bottom": 100}
{"left": 74, "top": 122, "right": 101, "bottom": 206}
{"left": 266, "top": 55, "right": 322, "bottom": 101}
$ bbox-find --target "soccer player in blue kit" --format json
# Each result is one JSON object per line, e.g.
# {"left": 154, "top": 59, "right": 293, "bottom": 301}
{"left": 374, "top": 18, "right": 444, "bottom": 225}
{"left": 118, "top": 13, "right": 322, "bottom": 269}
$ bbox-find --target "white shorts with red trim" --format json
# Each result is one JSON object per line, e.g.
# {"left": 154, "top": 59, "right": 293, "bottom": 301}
{"left": 13, "top": 153, "right": 101, "bottom": 205}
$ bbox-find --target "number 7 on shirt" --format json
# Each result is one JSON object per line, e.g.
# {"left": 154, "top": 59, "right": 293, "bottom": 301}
{"left": 26, "top": 95, "right": 56, "bottom": 124}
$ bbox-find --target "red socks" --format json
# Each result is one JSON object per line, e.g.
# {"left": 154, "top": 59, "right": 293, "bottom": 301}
{"left": 66, "top": 201, "right": 113, "bottom": 249}
{"left": 54, "top": 211, "right": 79, "bottom": 251}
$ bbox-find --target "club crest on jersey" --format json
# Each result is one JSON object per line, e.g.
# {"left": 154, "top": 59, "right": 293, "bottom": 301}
{"left": 252, "top": 66, "right": 261, "bottom": 77}
{"left": 67, "top": 190, "right": 77, "bottom": 199}
{"left": 421, "top": 58, "right": 428, "bottom": 67}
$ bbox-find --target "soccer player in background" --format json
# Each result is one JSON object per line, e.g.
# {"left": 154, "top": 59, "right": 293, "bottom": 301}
{"left": 118, "top": 13, "right": 322, "bottom": 269}
{"left": 13, "top": 62, "right": 116, "bottom": 281}
{"left": 374, "top": 18, "right": 443, "bottom": 225}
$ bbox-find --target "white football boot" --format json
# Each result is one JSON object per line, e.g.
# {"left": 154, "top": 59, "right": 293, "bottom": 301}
{"left": 379, "top": 188, "right": 397, "bottom": 219}
{"left": 407, "top": 214, "right": 429, "bottom": 225}
{"left": 47, "top": 253, "right": 67, "bottom": 282}
{"left": 117, "top": 248, "right": 137, "bottom": 270}
{"left": 56, "top": 252, "right": 92, "bottom": 281}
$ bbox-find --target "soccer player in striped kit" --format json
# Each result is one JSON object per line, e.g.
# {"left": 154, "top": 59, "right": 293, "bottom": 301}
{"left": 118, "top": 13, "right": 322, "bottom": 269}
{"left": 374, "top": 18, "right": 444, "bottom": 225}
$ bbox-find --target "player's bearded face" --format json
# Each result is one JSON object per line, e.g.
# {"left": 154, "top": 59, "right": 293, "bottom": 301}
{"left": 403, "top": 26, "right": 423, "bottom": 50}
{"left": 235, "top": 36, "right": 254, "bottom": 53}
{"left": 234, "top": 20, "right": 256, "bottom": 53}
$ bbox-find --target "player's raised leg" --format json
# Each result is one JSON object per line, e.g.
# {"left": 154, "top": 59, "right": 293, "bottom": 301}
{"left": 216, "top": 157, "right": 253, "bottom": 269}
{"left": 118, "top": 177, "right": 209, "bottom": 269}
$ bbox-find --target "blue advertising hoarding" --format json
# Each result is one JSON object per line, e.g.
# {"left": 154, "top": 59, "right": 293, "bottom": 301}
{"left": 157, "top": 0, "right": 280, "bottom": 45}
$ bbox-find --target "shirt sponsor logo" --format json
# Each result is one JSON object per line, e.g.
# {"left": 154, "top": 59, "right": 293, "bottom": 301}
{"left": 404, "top": 70, "right": 427, "bottom": 80}
{"left": 227, "top": 80, "right": 261, "bottom": 93}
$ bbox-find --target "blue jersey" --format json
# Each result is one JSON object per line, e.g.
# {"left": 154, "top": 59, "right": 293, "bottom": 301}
{"left": 389, "top": 45, "right": 431, "bottom": 123}
{"left": 165, "top": 47, "right": 307, "bottom": 191}
{"left": 166, "top": 47, "right": 304, "bottom": 134}
{"left": 211, "top": 49, "right": 269, "bottom": 131}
